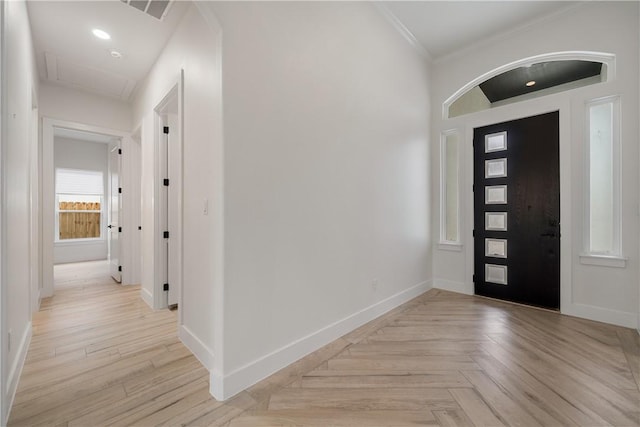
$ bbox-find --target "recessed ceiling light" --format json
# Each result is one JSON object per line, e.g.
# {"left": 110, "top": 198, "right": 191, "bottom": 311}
{"left": 526, "top": 80, "right": 536, "bottom": 87}
{"left": 110, "top": 50, "right": 122, "bottom": 59}
{"left": 92, "top": 29, "right": 111, "bottom": 40}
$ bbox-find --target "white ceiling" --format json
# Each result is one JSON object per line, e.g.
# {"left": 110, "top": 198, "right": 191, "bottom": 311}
{"left": 380, "top": 1, "right": 581, "bottom": 61}
{"left": 27, "top": 0, "right": 190, "bottom": 101}
{"left": 27, "top": 1, "right": 582, "bottom": 102}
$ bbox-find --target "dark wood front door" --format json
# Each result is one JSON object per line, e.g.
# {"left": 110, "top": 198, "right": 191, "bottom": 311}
{"left": 473, "top": 111, "right": 560, "bottom": 310}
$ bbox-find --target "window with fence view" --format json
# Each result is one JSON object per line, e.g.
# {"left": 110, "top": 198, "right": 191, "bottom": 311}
{"left": 55, "top": 168, "right": 104, "bottom": 240}
{"left": 58, "top": 198, "right": 101, "bottom": 239}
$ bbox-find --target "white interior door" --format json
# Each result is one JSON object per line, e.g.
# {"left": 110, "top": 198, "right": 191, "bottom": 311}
{"left": 109, "top": 140, "right": 121, "bottom": 282}
{"left": 166, "top": 113, "right": 179, "bottom": 307}
{"left": 154, "top": 82, "right": 181, "bottom": 310}
{"left": 159, "top": 121, "right": 170, "bottom": 304}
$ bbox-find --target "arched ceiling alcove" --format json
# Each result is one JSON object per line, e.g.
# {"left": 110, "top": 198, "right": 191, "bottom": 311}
{"left": 444, "top": 52, "right": 615, "bottom": 119}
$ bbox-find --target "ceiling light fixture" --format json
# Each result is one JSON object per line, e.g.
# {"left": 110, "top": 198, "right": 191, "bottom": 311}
{"left": 92, "top": 29, "right": 111, "bottom": 40}
{"left": 110, "top": 50, "right": 122, "bottom": 59}
{"left": 526, "top": 80, "right": 536, "bottom": 87}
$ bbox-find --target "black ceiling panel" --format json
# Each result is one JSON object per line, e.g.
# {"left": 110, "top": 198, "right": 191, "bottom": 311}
{"left": 479, "top": 61, "right": 603, "bottom": 103}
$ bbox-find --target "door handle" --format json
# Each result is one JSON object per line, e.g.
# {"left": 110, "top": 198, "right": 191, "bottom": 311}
{"left": 108, "top": 225, "right": 112, "bottom": 229}
{"left": 540, "top": 232, "right": 556, "bottom": 238}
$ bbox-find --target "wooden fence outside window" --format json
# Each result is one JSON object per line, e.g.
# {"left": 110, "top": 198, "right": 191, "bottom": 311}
{"left": 58, "top": 201, "right": 101, "bottom": 239}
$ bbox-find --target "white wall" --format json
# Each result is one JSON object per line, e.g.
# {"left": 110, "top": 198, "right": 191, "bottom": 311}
{"left": 210, "top": 1, "right": 431, "bottom": 398}
{"left": 39, "top": 82, "right": 131, "bottom": 132}
{"left": 53, "top": 136, "right": 108, "bottom": 264}
{"left": 132, "top": 1, "right": 431, "bottom": 400}
{"left": 1, "top": 0, "right": 39, "bottom": 422}
{"left": 131, "top": 4, "right": 223, "bottom": 372}
{"left": 431, "top": 2, "right": 639, "bottom": 328}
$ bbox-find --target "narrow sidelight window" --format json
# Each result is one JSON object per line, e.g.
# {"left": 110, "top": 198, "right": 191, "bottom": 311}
{"left": 441, "top": 131, "right": 460, "bottom": 243}
{"left": 586, "top": 96, "right": 621, "bottom": 255}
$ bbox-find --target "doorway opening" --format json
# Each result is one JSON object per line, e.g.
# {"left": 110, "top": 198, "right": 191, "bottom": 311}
{"left": 473, "top": 111, "right": 560, "bottom": 310}
{"left": 52, "top": 128, "right": 119, "bottom": 293}
{"left": 41, "top": 119, "right": 130, "bottom": 299}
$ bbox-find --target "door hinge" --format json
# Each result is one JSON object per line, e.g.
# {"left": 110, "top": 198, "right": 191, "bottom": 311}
{"left": 118, "top": 187, "right": 122, "bottom": 194}
{"left": 118, "top": 265, "right": 122, "bottom": 272}
{"left": 118, "top": 226, "right": 122, "bottom": 233}
{"left": 472, "top": 229, "right": 475, "bottom": 237}
{"left": 163, "top": 178, "right": 169, "bottom": 186}
{"left": 163, "top": 126, "right": 169, "bottom": 134}
{"left": 118, "top": 148, "right": 122, "bottom": 155}
{"left": 473, "top": 274, "right": 476, "bottom": 282}
{"left": 163, "top": 283, "right": 169, "bottom": 291}
{"left": 472, "top": 184, "right": 475, "bottom": 192}
{"left": 163, "top": 231, "right": 169, "bottom": 238}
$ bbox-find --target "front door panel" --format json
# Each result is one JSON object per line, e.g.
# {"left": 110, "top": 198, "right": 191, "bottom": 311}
{"left": 473, "top": 111, "right": 560, "bottom": 310}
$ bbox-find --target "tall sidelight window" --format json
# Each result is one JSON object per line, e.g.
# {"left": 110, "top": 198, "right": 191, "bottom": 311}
{"left": 440, "top": 131, "right": 460, "bottom": 243}
{"left": 55, "top": 168, "right": 104, "bottom": 240}
{"left": 586, "top": 96, "right": 621, "bottom": 256}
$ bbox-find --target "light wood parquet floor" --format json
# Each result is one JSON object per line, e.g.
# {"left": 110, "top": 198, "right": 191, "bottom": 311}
{"left": 8, "top": 262, "right": 640, "bottom": 426}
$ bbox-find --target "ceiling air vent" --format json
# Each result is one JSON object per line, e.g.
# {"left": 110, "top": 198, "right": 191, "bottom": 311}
{"left": 120, "top": 0, "right": 173, "bottom": 20}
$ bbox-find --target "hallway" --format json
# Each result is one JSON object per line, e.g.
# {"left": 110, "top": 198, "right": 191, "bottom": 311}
{"left": 8, "top": 273, "right": 218, "bottom": 425}
{"left": 8, "top": 279, "right": 640, "bottom": 426}
{"left": 2, "top": 2, "right": 639, "bottom": 421}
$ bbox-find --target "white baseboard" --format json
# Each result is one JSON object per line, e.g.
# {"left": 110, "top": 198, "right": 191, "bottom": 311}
{"left": 562, "top": 302, "right": 637, "bottom": 329}
{"left": 179, "top": 325, "right": 215, "bottom": 371}
{"left": 434, "top": 279, "right": 636, "bottom": 329}
{"left": 212, "top": 280, "right": 432, "bottom": 401}
{"left": 433, "top": 278, "right": 472, "bottom": 295}
{"left": 140, "top": 287, "right": 153, "bottom": 309}
{"left": 53, "top": 242, "right": 107, "bottom": 264}
{"left": 5, "top": 322, "right": 32, "bottom": 425}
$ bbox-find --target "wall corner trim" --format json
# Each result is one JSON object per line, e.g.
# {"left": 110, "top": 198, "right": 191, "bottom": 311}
{"left": 212, "top": 280, "right": 432, "bottom": 401}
